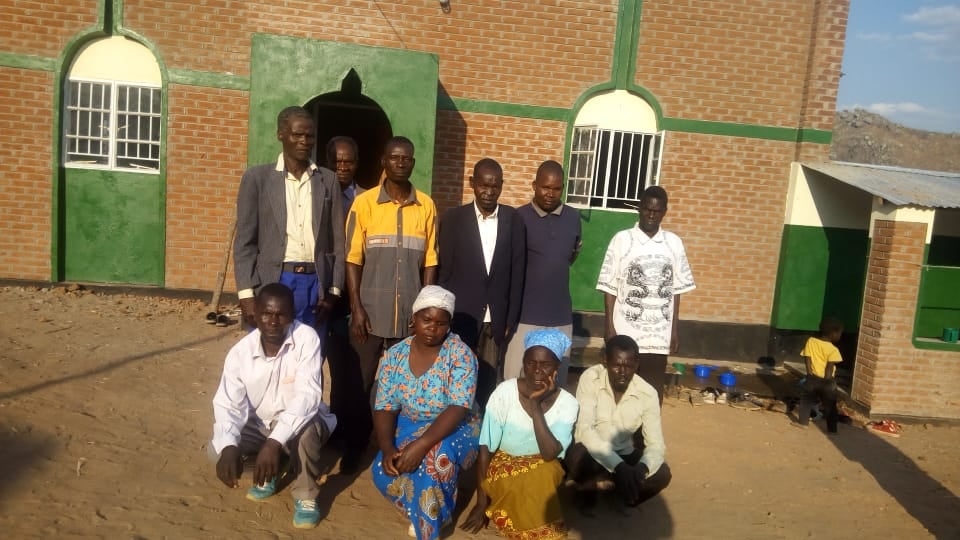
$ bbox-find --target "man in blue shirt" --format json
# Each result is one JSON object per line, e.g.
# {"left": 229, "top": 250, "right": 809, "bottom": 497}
{"left": 503, "top": 160, "right": 581, "bottom": 386}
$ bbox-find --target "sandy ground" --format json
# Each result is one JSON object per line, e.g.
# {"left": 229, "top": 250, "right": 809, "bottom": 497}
{"left": 1, "top": 285, "right": 959, "bottom": 540}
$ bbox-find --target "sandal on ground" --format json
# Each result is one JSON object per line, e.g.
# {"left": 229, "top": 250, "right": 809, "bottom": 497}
{"left": 868, "top": 419, "right": 902, "bottom": 438}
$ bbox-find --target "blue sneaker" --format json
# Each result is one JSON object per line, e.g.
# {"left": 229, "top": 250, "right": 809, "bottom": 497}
{"left": 293, "top": 498, "right": 320, "bottom": 529}
{"left": 245, "top": 477, "right": 277, "bottom": 501}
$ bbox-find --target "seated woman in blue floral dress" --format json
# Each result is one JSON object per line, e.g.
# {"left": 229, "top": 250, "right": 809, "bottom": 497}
{"left": 371, "top": 285, "right": 481, "bottom": 540}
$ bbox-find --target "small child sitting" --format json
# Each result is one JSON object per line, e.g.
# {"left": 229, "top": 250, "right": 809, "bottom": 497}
{"left": 796, "top": 317, "right": 844, "bottom": 433}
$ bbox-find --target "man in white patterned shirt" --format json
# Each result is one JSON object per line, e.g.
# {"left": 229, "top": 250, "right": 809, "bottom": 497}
{"left": 565, "top": 335, "right": 671, "bottom": 510}
{"left": 596, "top": 185, "right": 695, "bottom": 405}
{"left": 209, "top": 283, "right": 337, "bottom": 529}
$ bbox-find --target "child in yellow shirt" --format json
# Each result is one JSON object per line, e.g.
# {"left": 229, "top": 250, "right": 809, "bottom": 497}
{"left": 796, "top": 317, "right": 844, "bottom": 433}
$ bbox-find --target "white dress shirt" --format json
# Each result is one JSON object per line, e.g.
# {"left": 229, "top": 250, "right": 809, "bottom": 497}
{"left": 574, "top": 363, "right": 665, "bottom": 475}
{"left": 281, "top": 153, "right": 318, "bottom": 263}
{"left": 211, "top": 320, "right": 336, "bottom": 454}
{"left": 475, "top": 202, "right": 499, "bottom": 323}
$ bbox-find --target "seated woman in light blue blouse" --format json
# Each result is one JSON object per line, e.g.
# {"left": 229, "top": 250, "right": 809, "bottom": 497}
{"left": 461, "top": 329, "right": 579, "bottom": 540}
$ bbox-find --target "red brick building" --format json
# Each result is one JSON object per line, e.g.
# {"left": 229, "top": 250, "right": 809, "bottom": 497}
{"left": 24, "top": 2, "right": 950, "bottom": 412}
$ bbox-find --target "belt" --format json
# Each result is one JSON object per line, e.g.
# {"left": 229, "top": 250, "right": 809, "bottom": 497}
{"left": 282, "top": 262, "right": 316, "bottom": 274}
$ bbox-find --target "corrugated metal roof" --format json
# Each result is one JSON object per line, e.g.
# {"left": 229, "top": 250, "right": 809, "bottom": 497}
{"left": 801, "top": 161, "right": 960, "bottom": 209}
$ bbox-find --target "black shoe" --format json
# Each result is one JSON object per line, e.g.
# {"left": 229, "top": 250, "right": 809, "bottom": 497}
{"left": 339, "top": 451, "right": 364, "bottom": 475}
{"left": 573, "top": 489, "right": 599, "bottom": 516}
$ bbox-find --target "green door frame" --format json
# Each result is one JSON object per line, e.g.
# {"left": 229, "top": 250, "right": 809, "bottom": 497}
{"left": 249, "top": 34, "right": 439, "bottom": 193}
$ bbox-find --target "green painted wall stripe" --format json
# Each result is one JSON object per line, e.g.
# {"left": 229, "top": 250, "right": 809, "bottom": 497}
{"left": 663, "top": 117, "right": 798, "bottom": 142}
{"left": 169, "top": 69, "right": 250, "bottom": 90}
{"left": 612, "top": 0, "right": 643, "bottom": 89}
{"left": 0, "top": 52, "right": 56, "bottom": 71}
{"left": 798, "top": 128, "right": 833, "bottom": 144}
{"left": 437, "top": 95, "right": 569, "bottom": 122}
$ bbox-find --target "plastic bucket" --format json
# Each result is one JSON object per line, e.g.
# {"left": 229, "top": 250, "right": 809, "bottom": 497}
{"left": 694, "top": 365, "right": 715, "bottom": 378}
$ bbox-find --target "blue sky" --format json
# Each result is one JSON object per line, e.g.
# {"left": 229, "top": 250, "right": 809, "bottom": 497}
{"left": 837, "top": 1, "right": 960, "bottom": 133}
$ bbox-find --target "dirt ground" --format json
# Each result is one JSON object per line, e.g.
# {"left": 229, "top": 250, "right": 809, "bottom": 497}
{"left": 1, "top": 285, "right": 959, "bottom": 540}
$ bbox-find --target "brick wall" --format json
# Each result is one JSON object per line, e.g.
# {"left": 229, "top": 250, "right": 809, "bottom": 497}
{"left": 637, "top": 0, "right": 847, "bottom": 132}
{"left": 660, "top": 132, "right": 795, "bottom": 325}
{"left": 164, "top": 84, "right": 249, "bottom": 292}
{"left": 0, "top": 0, "right": 848, "bottom": 332}
{"left": 126, "top": 0, "right": 616, "bottom": 109}
{"left": 853, "top": 220, "right": 960, "bottom": 419}
{"left": 432, "top": 110, "right": 567, "bottom": 214}
{"left": 0, "top": 1, "right": 98, "bottom": 58}
{"left": 0, "top": 67, "right": 53, "bottom": 280}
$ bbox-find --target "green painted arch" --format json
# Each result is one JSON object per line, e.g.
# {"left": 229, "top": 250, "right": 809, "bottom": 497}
{"left": 561, "top": 82, "right": 665, "bottom": 182}
{"left": 248, "top": 34, "right": 440, "bottom": 193}
{"left": 50, "top": 0, "right": 169, "bottom": 283}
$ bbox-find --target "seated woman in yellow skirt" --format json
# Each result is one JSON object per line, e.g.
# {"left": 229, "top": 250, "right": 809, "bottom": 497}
{"left": 461, "top": 329, "right": 579, "bottom": 539}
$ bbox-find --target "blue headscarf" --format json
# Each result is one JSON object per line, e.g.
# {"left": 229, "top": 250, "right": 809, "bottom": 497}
{"left": 523, "top": 328, "right": 571, "bottom": 362}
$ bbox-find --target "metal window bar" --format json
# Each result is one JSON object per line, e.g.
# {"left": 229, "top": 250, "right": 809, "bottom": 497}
{"left": 64, "top": 80, "right": 111, "bottom": 165}
{"left": 567, "top": 126, "right": 599, "bottom": 205}
{"left": 582, "top": 128, "right": 665, "bottom": 209}
{"left": 633, "top": 133, "right": 647, "bottom": 200}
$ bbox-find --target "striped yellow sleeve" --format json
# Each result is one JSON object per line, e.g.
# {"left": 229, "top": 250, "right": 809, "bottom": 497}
{"left": 346, "top": 198, "right": 366, "bottom": 265}
{"left": 423, "top": 198, "right": 439, "bottom": 267}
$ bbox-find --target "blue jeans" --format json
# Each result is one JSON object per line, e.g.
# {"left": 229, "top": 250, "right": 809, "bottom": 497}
{"left": 279, "top": 270, "right": 319, "bottom": 327}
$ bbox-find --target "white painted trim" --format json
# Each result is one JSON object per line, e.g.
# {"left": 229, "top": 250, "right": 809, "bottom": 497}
{"left": 869, "top": 200, "right": 935, "bottom": 243}
{"left": 573, "top": 90, "right": 657, "bottom": 133}
{"left": 68, "top": 36, "right": 161, "bottom": 84}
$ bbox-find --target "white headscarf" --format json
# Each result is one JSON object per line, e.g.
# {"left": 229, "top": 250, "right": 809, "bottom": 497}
{"left": 411, "top": 285, "right": 456, "bottom": 317}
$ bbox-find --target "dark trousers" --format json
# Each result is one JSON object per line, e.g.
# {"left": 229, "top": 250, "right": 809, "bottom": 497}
{"left": 565, "top": 433, "right": 671, "bottom": 506}
{"left": 798, "top": 375, "right": 839, "bottom": 432}
{"left": 636, "top": 353, "right": 668, "bottom": 407}
{"left": 475, "top": 322, "right": 501, "bottom": 410}
{"left": 326, "top": 320, "right": 370, "bottom": 454}
{"left": 346, "top": 332, "right": 401, "bottom": 446}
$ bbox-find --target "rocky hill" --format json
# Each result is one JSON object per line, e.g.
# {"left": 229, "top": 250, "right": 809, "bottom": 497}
{"left": 829, "top": 109, "right": 960, "bottom": 173}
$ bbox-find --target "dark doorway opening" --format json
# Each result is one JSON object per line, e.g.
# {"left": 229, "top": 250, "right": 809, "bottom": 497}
{"left": 306, "top": 69, "right": 392, "bottom": 190}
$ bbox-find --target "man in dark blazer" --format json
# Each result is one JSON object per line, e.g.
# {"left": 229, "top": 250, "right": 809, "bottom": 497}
{"left": 438, "top": 158, "right": 525, "bottom": 408}
{"left": 233, "top": 106, "right": 345, "bottom": 332}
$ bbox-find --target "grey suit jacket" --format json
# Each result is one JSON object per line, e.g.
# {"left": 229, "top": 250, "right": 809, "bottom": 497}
{"left": 233, "top": 162, "right": 346, "bottom": 299}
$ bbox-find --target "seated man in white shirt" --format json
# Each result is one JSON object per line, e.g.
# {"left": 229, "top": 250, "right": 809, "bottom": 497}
{"left": 208, "top": 283, "right": 337, "bottom": 529}
{"left": 565, "top": 335, "right": 671, "bottom": 510}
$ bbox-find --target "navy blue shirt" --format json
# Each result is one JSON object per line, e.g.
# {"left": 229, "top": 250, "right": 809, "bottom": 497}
{"left": 517, "top": 202, "right": 582, "bottom": 326}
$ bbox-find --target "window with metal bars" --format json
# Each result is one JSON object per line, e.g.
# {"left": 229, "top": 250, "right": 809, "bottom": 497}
{"left": 566, "top": 126, "right": 664, "bottom": 209}
{"left": 64, "top": 79, "right": 161, "bottom": 172}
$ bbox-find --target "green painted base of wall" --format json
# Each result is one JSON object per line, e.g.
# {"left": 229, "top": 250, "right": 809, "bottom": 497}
{"left": 62, "top": 168, "right": 164, "bottom": 285}
{"left": 570, "top": 209, "right": 638, "bottom": 312}
{"left": 771, "top": 224, "right": 869, "bottom": 331}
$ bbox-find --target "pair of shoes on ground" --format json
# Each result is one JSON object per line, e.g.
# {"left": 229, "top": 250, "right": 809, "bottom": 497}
{"left": 728, "top": 392, "right": 763, "bottom": 411}
{"left": 246, "top": 478, "right": 320, "bottom": 529}
{"left": 868, "top": 419, "right": 903, "bottom": 438}
{"left": 204, "top": 311, "right": 231, "bottom": 326}
{"left": 700, "top": 387, "right": 727, "bottom": 405}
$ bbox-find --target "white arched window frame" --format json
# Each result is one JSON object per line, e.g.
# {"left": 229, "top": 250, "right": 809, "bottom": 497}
{"left": 63, "top": 37, "right": 162, "bottom": 173}
{"left": 566, "top": 91, "right": 663, "bottom": 210}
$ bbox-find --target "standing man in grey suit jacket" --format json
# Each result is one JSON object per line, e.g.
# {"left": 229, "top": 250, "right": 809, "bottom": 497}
{"left": 438, "top": 158, "right": 525, "bottom": 408}
{"left": 233, "top": 106, "right": 346, "bottom": 332}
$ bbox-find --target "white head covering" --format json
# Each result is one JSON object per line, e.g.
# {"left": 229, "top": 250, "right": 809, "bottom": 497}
{"left": 411, "top": 285, "right": 456, "bottom": 317}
